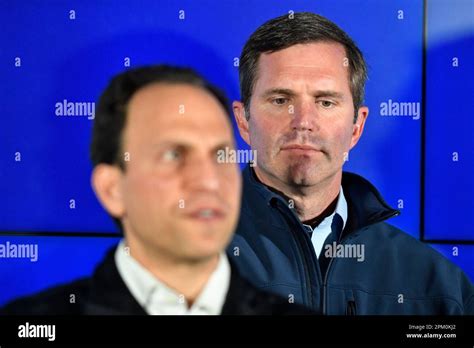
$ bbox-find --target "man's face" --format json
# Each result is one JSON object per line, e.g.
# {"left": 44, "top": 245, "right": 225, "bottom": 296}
{"left": 235, "top": 42, "right": 368, "bottom": 190}
{"left": 110, "top": 83, "right": 241, "bottom": 261}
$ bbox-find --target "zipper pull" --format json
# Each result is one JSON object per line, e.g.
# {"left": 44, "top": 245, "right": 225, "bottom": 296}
{"left": 346, "top": 300, "right": 357, "bottom": 315}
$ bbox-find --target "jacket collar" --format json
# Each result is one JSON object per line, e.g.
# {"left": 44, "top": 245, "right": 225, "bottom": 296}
{"left": 83, "top": 245, "right": 274, "bottom": 315}
{"left": 242, "top": 165, "right": 399, "bottom": 232}
{"left": 84, "top": 246, "right": 148, "bottom": 315}
{"left": 341, "top": 171, "right": 400, "bottom": 231}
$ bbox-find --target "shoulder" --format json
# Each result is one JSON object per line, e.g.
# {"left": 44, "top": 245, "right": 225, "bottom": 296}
{"left": 0, "top": 278, "right": 90, "bottom": 315}
{"left": 367, "top": 222, "right": 453, "bottom": 262}
{"left": 363, "top": 222, "right": 460, "bottom": 270}
{"left": 360, "top": 222, "right": 474, "bottom": 306}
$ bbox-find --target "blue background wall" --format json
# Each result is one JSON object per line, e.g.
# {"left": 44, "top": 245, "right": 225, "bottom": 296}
{"left": 0, "top": 0, "right": 472, "bottom": 306}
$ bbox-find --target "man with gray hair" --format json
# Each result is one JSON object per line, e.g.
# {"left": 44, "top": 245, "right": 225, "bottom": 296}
{"left": 228, "top": 12, "right": 474, "bottom": 315}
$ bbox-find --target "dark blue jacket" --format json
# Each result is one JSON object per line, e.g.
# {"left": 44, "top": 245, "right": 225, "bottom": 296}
{"left": 227, "top": 166, "right": 474, "bottom": 315}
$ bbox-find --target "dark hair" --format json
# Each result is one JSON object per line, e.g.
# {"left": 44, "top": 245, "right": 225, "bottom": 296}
{"left": 239, "top": 12, "right": 368, "bottom": 122}
{"left": 91, "top": 65, "right": 230, "bottom": 169}
{"left": 90, "top": 65, "right": 230, "bottom": 232}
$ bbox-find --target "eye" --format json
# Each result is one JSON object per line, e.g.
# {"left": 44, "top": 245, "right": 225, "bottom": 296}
{"left": 162, "top": 148, "right": 181, "bottom": 162}
{"left": 271, "top": 97, "right": 288, "bottom": 105}
{"left": 319, "top": 100, "right": 335, "bottom": 108}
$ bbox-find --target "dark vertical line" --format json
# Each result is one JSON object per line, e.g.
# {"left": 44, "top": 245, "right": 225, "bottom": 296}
{"left": 420, "top": 0, "right": 427, "bottom": 242}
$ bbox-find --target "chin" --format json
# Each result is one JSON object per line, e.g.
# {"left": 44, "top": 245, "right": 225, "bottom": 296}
{"left": 183, "top": 233, "right": 229, "bottom": 257}
{"left": 285, "top": 168, "right": 315, "bottom": 184}
{"left": 289, "top": 161, "right": 331, "bottom": 180}
{"left": 176, "top": 221, "right": 234, "bottom": 258}
{"left": 182, "top": 245, "right": 225, "bottom": 262}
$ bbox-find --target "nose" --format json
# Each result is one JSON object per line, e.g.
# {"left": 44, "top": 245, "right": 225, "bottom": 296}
{"left": 290, "top": 100, "right": 316, "bottom": 132}
{"left": 184, "top": 154, "right": 220, "bottom": 193}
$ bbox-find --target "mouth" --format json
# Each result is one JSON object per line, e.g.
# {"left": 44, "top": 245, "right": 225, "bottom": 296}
{"left": 186, "top": 207, "right": 226, "bottom": 222}
{"left": 280, "top": 144, "right": 321, "bottom": 153}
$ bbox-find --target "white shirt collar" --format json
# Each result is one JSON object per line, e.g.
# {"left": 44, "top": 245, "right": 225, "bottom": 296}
{"left": 114, "top": 240, "right": 230, "bottom": 315}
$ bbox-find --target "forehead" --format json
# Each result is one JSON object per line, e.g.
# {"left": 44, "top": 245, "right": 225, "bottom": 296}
{"left": 125, "top": 82, "right": 233, "bottom": 145}
{"left": 255, "top": 42, "right": 350, "bottom": 91}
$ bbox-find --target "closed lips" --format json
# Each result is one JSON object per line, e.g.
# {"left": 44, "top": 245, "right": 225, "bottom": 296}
{"left": 281, "top": 144, "right": 319, "bottom": 151}
{"left": 187, "top": 207, "right": 225, "bottom": 219}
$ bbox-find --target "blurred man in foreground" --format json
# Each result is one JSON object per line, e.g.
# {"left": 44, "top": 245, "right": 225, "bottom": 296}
{"left": 1, "top": 66, "right": 311, "bottom": 315}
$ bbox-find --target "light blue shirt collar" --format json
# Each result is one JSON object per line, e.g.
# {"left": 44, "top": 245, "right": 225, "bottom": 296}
{"left": 302, "top": 186, "right": 348, "bottom": 257}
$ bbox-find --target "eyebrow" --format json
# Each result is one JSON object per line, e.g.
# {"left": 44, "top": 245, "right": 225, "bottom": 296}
{"left": 151, "top": 140, "right": 234, "bottom": 153}
{"left": 261, "top": 88, "right": 344, "bottom": 100}
{"left": 261, "top": 88, "right": 296, "bottom": 99}
{"left": 212, "top": 141, "right": 235, "bottom": 152}
{"left": 313, "top": 90, "right": 344, "bottom": 100}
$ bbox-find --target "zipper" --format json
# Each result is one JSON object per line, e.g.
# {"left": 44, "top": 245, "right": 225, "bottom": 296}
{"left": 322, "top": 210, "right": 400, "bottom": 315}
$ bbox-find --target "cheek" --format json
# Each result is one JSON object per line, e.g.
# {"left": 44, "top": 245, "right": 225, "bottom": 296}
{"left": 344, "top": 123, "right": 357, "bottom": 147}
{"left": 249, "top": 117, "right": 282, "bottom": 155}
{"left": 124, "top": 171, "right": 179, "bottom": 216}
{"left": 330, "top": 124, "right": 355, "bottom": 155}
{"left": 221, "top": 167, "right": 242, "bottom": 206}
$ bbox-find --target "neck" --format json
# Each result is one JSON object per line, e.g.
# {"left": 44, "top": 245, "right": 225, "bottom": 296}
{"left": 253, "top": 166, "right": 341, "bottom": 222}
{"left": 123, "top": 234, "right": 219, "bottom": 306}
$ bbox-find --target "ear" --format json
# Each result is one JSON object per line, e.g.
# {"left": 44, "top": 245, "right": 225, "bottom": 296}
{"left": 232, "top": 100, "right": 250, "bottom": 145}
{"left": 349, "top": 106, "right": 369, "bottom": 149}
{"left": 91, "top": 164, "right": 125, "bottom": 219}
